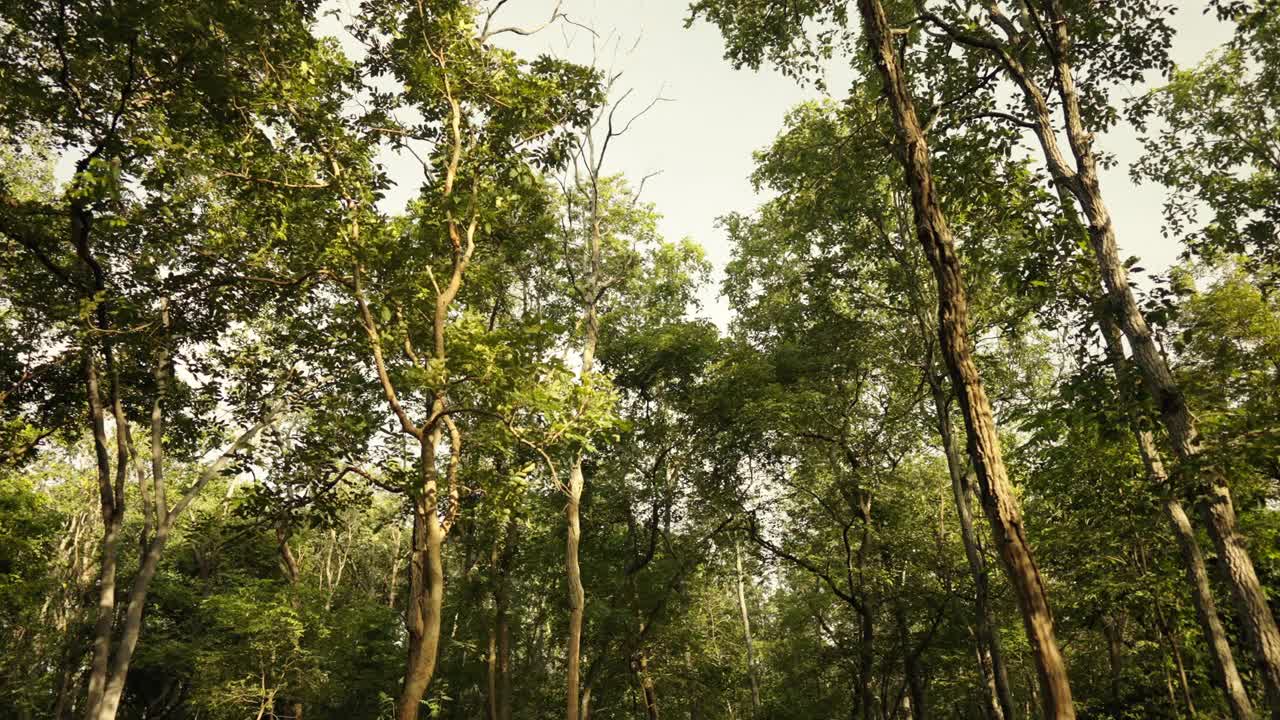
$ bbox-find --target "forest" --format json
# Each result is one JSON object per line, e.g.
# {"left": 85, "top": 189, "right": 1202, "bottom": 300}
{"left": 1, "top": 0, "right": 1278, "bottom": 718}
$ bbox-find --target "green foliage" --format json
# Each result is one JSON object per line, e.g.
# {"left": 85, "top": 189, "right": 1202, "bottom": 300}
{"left": 1, "top": 1, "right": 1279, "bottom": 719}
{"left": 1132, "top": 11, "right": 1280, "bottom": 272}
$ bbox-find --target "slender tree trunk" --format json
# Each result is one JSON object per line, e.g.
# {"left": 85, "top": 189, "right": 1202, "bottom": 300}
{"left": 389, "top": 522, "right": 403, "bottom": 609}
{"left": 853, "top": 498, "right": 876, "bottom": 720}
{"left": 1153, "top": 598, "right": 1197, "bottom": 719}
{"left": 488, "top": 519, "right": 515, "bottom": 720}
{"left": 92, "top": 381, "right": 278, "bottom": 720}
{"left": 931, "top": 380, "right": 1015, "bottom": 720}
{"left": 85, "top": 342, "right": 137, "bottom": 720}
{"left": 734, "top": 542, "right": 762, "bottom": 717}
{"left": 1097, "top": 312, "right": 1254, "bottom": 720}
{"left": 858, "top": 605, "right": 875, "bottom": 720}
{"left": 890, "top": 571, "right": 926, "bottom": 720}
{"left": 566, "top": 458, "right": 587, "bottom": 720}
{"left": 84, "top": 514, "right": 122, "bottom": 719}
{"left": 277, "top": 528, "right": 304, "bottom": 720}
{"left": 1102, "top": 616, "right": 1123, "bottom": 706}
{"left": 92, "top": 525, "right": 172, "bottom": 720}
{"left": 854, "top": 0, "right": 1074, "bottom": 715}
{"left": 498, "top": 596, "right": 512, "bottom": 720}
{"left": 972, "top": 640, "right": 1002, "bottom": 720}
{"left": 397, "top": 430, "right": 447, "bottom": 720}
{"left": 488, "top": 620, "right": 498, "bottom": 720}
{"left": 567, "top": 200, "right": 604, "bottom": 720}
{"left": 83, "top": 349, "right": 124, "bottom": 720}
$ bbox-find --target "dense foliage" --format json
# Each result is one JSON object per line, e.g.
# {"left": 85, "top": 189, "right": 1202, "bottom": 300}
{"left": 2, "top": 1, "right": 1278, "bottom": 719}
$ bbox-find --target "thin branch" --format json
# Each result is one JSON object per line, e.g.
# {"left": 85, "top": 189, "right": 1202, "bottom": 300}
{"left": 481, "top": 0, "right": 565, "bottom": 43}
{"left": 165, "top": 394, "right": 289, "bottom": 524}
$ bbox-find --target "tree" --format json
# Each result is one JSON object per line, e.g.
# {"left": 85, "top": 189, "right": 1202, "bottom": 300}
{"left": 910, "top": 0, "right": 1280, "bottom": 710}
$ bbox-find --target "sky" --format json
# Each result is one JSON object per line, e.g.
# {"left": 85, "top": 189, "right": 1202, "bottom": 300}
{"left": 329, "top": 0, "right": 1234, "bottom": 325}
{"left": 490, "top": 1, "right": 1232, "bottom": 318}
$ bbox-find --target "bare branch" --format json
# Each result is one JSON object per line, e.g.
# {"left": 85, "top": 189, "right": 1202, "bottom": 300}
{"left": 481, "top": 0, "right": 565, "bottom": 43}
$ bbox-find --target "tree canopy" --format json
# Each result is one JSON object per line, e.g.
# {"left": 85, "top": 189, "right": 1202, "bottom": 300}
{"left": 2, "top": 1, "right": 1279, "bottom": 720}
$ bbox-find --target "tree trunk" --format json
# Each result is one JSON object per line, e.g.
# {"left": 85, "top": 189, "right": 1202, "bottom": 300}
{"left": 1153, "top": 597, "right": 1197, "bottom": 719}
{"left": 931, "top": 380, "right": 1015, "bottom": 720}
{"left": 853, "top": 0, "right": 1074, "bottom": 716}
{"left": 858, "top": 605, "right": 875, "bottom": 720}
{"left": 487, "top": 620, "right": 498, "bottom": 720}
{"left": 92, "top": 525, "right": 171, "bottom": 720}
{"left": 566, "top": 460, "right": 587, "bottom": 720}
{"left": 1102, "top": 616, "right": 1123, "bottom": 706}
{"left": 635, "top": 650, "right": 660, "bottom": 720}
{"left": 84, "top": 513, "right": 122, "bottom": 720}
{"left": 389, "top": 523, "right": 403, "bottom": 609}
{"left": 890, "top": 572, "right": 926, "bottom": 720}
{"left": 1097, "top": 311, "right": 1255, "bottom": 720}
{"left": 567, "top": 197, "right": 604, "bottom": 719}
{"left": 498, "top": 595, "right": 512, "bottom": 720}
{"left": 973, "top": 641, "right": 1003, "bottom": 720}
{"left": 488, "top": 519, "right": 515, "bottom": 720}
{"left": 83, "top": 351, "right": 124, "bottom": 720}
{"left": 734, "top": 541, "right": 762, "bottom": 717}
{"left": 1198, "top": 476, "right": 1280, "bottom": 718}
{"left": 854, "top": 498, "right": 875, "bottom": 720}
{"left": 973, "top": 0, "right": 1280, "bottom": 710}
{"left": 397, "top": 431, "right": 447, "bottom": 720}
{"left": 1086, "top": 108, "right": 1280, "bottom": 720}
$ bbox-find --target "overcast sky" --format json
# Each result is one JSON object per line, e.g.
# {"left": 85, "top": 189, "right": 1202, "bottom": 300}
{"left": 334, "top": 1, "right": 1233, "bottom": 324}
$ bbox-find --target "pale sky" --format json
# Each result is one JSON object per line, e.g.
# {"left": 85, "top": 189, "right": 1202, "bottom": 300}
{"left": 315, "top": 1, "right": 1233, "bottom": 325}
{"left": 467, "top": 0, "right": 1233, "bottom": 323}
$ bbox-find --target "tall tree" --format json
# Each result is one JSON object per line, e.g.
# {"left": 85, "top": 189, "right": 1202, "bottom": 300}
{"left": 912, "top": 0, "right": 1280, "bottom": 710}
{"left": 0, "top": 3, "right": 329, "bottom": 717}
{"left": 851, "top": 0, "right": 1075, "bottom": 714}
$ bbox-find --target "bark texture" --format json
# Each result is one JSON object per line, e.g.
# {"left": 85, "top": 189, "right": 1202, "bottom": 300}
{"left": 854, "top": 0, "right": 1075, "bottom": 714}
{"left": 915, "top": 1, "right": 1280, "bottom": 710}
{"left": 397, "top": 431, "right": 447, "bottom": 720}
{"left": 565, "top": 460, "right": 587, "bottom": 720}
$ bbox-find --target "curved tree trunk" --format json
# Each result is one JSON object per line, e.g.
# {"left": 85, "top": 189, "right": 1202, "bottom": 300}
{"left": 854, "top": 0, "right": 1074, "bottom": 715}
